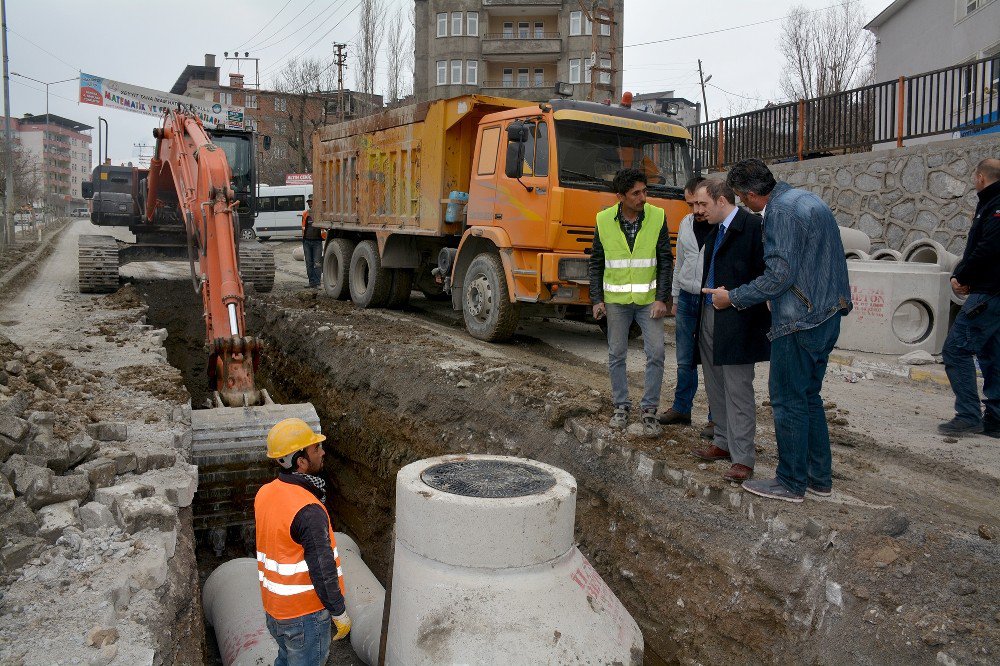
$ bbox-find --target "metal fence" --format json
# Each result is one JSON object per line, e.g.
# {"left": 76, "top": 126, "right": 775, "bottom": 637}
{"left": 690, "top": 55, "right": 1000, "bottom": 170}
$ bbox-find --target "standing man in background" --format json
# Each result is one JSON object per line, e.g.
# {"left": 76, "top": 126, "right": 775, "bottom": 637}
{"left": 689, "top": 179, "right": 770, "bottom": 483}
{"left": 302, "top": 195, "right": 323, "bottom": 289}
{"left": 660, "top": 176, "right": 715, "bottom": 439}
{"left": 589, "top": 168, "right": 673, "bottom": 437}
{"left": 939, "top": 158, "right": 1000, "bottom": 438}
{"left": 706, "top": 159, "right": 851, "bottom": 504}
{"left": 256, "top": 418, "right": 351, "bottom": 665}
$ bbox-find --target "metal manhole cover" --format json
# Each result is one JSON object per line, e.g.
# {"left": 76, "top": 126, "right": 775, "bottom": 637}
{"left": 421, "top": 460, "right": 556, "bottom": 498}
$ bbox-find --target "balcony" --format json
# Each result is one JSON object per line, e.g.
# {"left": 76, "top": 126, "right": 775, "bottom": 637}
{"left": 483, "top": 0, "right": 561, "bottom": 6}
{"left": 481, "top": 80, "right": 557, "bottom": 100}
{"left": 482, "top": 33, "right": 562, "bottom": 60}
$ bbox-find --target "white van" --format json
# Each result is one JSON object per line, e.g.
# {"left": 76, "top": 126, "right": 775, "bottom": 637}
{"left": 252, "top": 184, "right": 312, "bottom": 240}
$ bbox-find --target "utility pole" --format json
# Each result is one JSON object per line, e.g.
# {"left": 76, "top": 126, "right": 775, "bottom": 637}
{"left": 578, "top": 1, "right": 616, "bottom": 103}
{"left": 698, "top": 59, "right": 711, "bottom": 123}
{"left": 333, "top": 43, "right": 348, "bottom": 123}
{"left": 1, "top": 0, "right": 13, "bottom": 251}
{"left": 223, "top": 51, "right": 261, "bottom": 88}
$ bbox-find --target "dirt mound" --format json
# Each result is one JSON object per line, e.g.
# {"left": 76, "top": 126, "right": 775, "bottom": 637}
{"left": 103, "top": 283, "right": 143, "bottom": 310}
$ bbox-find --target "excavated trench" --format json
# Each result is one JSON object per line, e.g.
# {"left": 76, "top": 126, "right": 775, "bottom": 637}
{"left": 138, "top": 280, "right": 998, "bottom": 666}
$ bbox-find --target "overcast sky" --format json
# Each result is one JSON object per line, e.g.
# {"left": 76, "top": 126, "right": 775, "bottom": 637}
{"left": 2, "top": 0, "right": 889, "bottom": 166}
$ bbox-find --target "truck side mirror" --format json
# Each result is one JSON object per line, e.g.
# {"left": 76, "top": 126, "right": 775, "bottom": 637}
{"left": 81, "top": 182, "right": 93, "bottom": 199}
{"left": 262, "top": 135, "right": 272, "bottom": 151}
{"left": 504, "top": 121, "right": 529, "bottom": 179}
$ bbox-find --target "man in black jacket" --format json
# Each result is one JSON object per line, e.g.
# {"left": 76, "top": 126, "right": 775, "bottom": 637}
{"left": 689, "top": 179, "right": 770, "bottom": 482}
{"left": 940, "top": 158, "right": 1000, "bottom": 438}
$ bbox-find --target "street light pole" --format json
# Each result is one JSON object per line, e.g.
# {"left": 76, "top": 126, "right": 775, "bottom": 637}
{"left": 10, "top": 72, "right": 77, "bottom": 225}
{"left": 1, "top": 0, "right": 13, "bottom": 251}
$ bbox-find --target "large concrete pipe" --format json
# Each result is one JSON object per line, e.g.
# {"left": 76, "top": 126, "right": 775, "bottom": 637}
{"left": 385, "top": 454, "right": 643, "bottom": 665}
{"left": 845, "top": 249, "right": 870, "bottom": 261}
{"left": 203, "top": 558, "right": 277, "bottom": 666}
{"left": 336, "top": 532, "right": 385, "bottom": 665}
{"left": 901, "top": 238, "right": 964, "bottom": 306}
{"left": 839, "top": 226, "right": 872, "bottom": 254}
{"left": 870, "top": 248, "right": 903, "bottom": 261}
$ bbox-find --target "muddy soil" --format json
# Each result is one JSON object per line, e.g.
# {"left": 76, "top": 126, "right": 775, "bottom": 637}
{"left": 237, "top": 271, "right": 999, "bottom": 665}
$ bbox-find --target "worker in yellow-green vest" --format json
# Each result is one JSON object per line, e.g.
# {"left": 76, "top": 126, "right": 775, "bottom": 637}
{"left": 588, "top": 168, "right": 673, "bottom": 437}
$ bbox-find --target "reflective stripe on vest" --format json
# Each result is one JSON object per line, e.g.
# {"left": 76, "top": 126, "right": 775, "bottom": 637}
{"left": 254, "top": 479, "right": 345, "bottom": 620}
{"left": 596, "top": 203, "right": 665, "bottom": 305}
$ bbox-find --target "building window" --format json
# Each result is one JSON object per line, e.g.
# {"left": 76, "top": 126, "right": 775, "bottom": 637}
{"left": 569, "top": 59, "right": 581, "bottom": 84}
{"left": 517, "top": 68, "right": 529, "bottom": 87}
{"left": 437, "top": 60, "right": 447, "bottom": 85}
{"left": 273, "top": 146, "right": 286, "bottom": 159}
{"left": 467, "top": 12, "right": 479, "bottom": 36}
{"left": 437, "top": 13, "right": 447, "bottom": 37}
{"left": 503, "top": 22, "right": 514, "bottom": 38}
{"left": 502, "top": 68, "right": 513, "bottom": 86}
{"left": 451, "top": 59, "right": 462, "bottom": 84}
{"left": 600, "top": 21, "right": 611, "bottom": 36}
{"left": 518, "top": 22, "right": 529, "bottom": 38}
{"left": 585, "top": 16, "right": 593, "bottom": 35}
{"left": 218, "top": 92, "right": 233, "bottom": 105}
{"left": 600, "top": 58, "right": 612, "bottom": 85}
{"left": 534, "top": 68, "right": 544, "bottom": 87}
{"left": 452, "top": 12, "right": 463, "bottom": 36}
{"left": 274, "top": 97, "right": 287, "bottom": 112}
{"left": 569, "top": 11, "right": 582, "bottom": 36}
{"left": 534, "top": 22, "right": 544, "bottom": 39}
{"left": 245, "top": 94, "right": 257, "bottom": 109}
{"left": 466, "top": 60, "right": 478, "bottom": 85}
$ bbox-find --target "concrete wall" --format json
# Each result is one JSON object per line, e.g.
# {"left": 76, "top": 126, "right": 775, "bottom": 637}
{"left": 768, "top": 133, "right": 1000, "bottom": 254}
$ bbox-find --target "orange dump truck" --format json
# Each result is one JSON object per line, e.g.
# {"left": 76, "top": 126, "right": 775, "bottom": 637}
{"left": 312, "top": 95, "right": 692, "bottom": 341}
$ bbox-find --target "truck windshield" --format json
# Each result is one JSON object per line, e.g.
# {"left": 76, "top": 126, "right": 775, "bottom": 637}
{"left": 555, "top": 120, "right": 690, "bottom": 193}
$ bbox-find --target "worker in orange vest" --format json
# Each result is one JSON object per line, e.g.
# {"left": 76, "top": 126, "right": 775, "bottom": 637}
{"left": 302, "top": 195, "right": 324, "bottom": 288}
{"left": 255, "top": 418, "right": 350, "bottom": 665}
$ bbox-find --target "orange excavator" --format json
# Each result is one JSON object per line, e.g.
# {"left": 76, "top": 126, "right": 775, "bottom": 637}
{"left": 79, "top": 109, "right": 318, "bottom": 472}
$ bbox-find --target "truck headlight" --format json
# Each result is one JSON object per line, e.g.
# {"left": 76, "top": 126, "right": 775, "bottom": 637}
{"left": 558, "top": 258, "right": 589, "bottom": 281}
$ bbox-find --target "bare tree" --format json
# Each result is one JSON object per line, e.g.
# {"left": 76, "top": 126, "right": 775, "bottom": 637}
{"left": 1, "top": 141, "right": 42, "bottom": 223}
{"left": 778, "top": 0, "right": 875, "bottom": 100}
{"left": 355, "top": 0, "right": 386, "bottom": 108}
{"left": 272, "top": 57, "right": 327, "bottom": 93}
{"left": 384, "top": 6, "right": 411, "bottom": 105}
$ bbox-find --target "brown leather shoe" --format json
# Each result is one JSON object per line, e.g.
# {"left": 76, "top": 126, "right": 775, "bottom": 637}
{"left": 699, "top": 421, "right": 715, "bottom": 440}
{"left": 723, "top": 463, "right": 753, "bottom": 482}
{"left": 691, "top": 444, "right": 731, "bottom": 461}
{"left": 658, "top": 408, "right": 692, "bottom": 425}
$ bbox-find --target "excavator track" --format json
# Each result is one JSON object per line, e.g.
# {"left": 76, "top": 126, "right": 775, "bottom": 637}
{"left": 78, "top": 234, "right": 121, "bottom": 293}
{"left": 239, "top": 243, "right": 275, "bottom": 293}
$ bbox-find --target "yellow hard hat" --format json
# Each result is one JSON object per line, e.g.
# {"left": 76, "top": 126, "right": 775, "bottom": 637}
{"left": 267, "top": 418, "right": 326, "bottom": 462}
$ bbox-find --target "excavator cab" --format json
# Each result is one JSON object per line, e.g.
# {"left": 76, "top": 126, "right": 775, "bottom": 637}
{"left": 206, "top": 128, "right": 257, "bottom": 240}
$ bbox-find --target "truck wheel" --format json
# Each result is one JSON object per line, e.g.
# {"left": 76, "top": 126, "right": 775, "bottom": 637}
{"left": 349, "top": 240, "right": 391, "bottom": 308}
{"left": 323, "top": 238, "right": 355, "bottom": 300}
{"left": 462, "top": 253, "right": 519, "bottom": 342}
{"left": 386, "top": 269, "right": 413, "bottom": 309}
{"left": 240, "top": 227, "right": 257, "bottom": 241}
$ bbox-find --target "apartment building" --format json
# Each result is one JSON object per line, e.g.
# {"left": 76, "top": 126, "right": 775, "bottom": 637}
{"left": 414, "top": 0, "right": 624, "bottom": 103}
{"left": 4, "top": 114, "right": 93, "bottom": 215}
{"left": 171, "top": 55, "right": 381, "bottom": 184}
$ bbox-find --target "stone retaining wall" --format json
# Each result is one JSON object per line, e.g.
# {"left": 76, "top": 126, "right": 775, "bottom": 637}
{"left": 766, "top": 134, "right": 1000, "bottom": 254}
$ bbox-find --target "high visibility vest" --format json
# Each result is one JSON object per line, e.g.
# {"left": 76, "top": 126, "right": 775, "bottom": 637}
{"left": 596, "top": 203, "right": 664, "bottom": 305}
{"left": 254, "top": 479, "right": 345, "bottom": 620}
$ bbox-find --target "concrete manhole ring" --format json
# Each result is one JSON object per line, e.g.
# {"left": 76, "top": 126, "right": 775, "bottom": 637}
{"left": 421, "top": 459, "right": 557, "bottom": 498}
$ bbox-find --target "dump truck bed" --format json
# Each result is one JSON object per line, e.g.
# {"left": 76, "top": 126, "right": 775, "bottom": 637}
{"left": 313, "top": 95, "right": 535, "bottom": 236}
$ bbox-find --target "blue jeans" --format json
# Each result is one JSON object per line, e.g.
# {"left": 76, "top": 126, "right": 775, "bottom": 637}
{"left": 265, "top": 608, "right": 331, "bottom": 666}
{"left": 606, "top": 302, "right": 664, "bottom": 411}
{"left": 673, "top": 290, "right": 701, "bottom": 415}
{"left": 942, "top": 293, "right": 1000, "bottom": 424}
{"left": 303, "top": 239, "right": 323, "bottom": 287}
{"left": 769, "top": 315, "right": 841, "bottom": 495}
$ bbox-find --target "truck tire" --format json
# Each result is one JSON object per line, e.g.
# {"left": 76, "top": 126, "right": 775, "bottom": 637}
{"left": 323, "top": 238, "right": 355, "bottom": 300}
{"left": 349, "top": 240, "right": 391, "bottom": 308}
{"left": 386, "top": 269, "right": 413, "bottom": 309}
{"left": 462, "top": 253, "right": 519, "bottom": 342}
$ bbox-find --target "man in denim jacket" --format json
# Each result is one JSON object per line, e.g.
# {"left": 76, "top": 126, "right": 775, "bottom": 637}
{"left": 703, "top": 159, "right": 851, "bottom": 503}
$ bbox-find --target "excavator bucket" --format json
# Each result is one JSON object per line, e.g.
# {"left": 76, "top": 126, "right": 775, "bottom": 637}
{"left": 190, "top": 401, "right": 322, "bottom": 468}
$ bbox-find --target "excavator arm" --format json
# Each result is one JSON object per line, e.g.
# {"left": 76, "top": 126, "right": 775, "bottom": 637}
{"left": 145, "top": 109, "right": 262, "bottom": 407}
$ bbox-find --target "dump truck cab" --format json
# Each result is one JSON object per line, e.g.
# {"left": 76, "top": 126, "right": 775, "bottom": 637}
{"left": 451, "top": 99, "right": 691, "bottom": 337}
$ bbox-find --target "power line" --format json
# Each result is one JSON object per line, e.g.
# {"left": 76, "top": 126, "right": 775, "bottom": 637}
{"left": 237, "top": 0, "right": 296, "bottom": 50}
{"left": 10, "top": 78, "right": 79, "bottom": 104}
{"left": 251, "top": 0, "right": 338, "bottom": 53}
{"left": 622, "top": 1, "right": 855, "bottom": 50}
{"left": 708, "top": 83, "right": 777, "bottom": 103}
{"left": 8, "top": 27, "right": 78, "bottom": 73}
{"left": 261, "top": 0, "right": 360, "bottom": 78}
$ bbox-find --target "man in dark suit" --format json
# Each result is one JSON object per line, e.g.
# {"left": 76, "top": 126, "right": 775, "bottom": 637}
{"left": 690, "top": 179, "right": 770, "bottom": 483}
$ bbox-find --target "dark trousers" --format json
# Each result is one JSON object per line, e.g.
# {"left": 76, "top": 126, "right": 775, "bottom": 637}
{"left": 769, "top": 315, "right": 841, "bottom": 495}
{"left": 303, "top": 239, "right": 323, "bottom": 287}
{"left": 942, "top": 293, "right": 1000, "bottom": 424}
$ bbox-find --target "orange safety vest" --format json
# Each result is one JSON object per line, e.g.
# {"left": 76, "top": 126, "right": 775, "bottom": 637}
{"left": 254, "top": 479, "right": 345, "bottom": 620}
{"left": 302, "top": 209, "right": 326, "bottom": 240}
